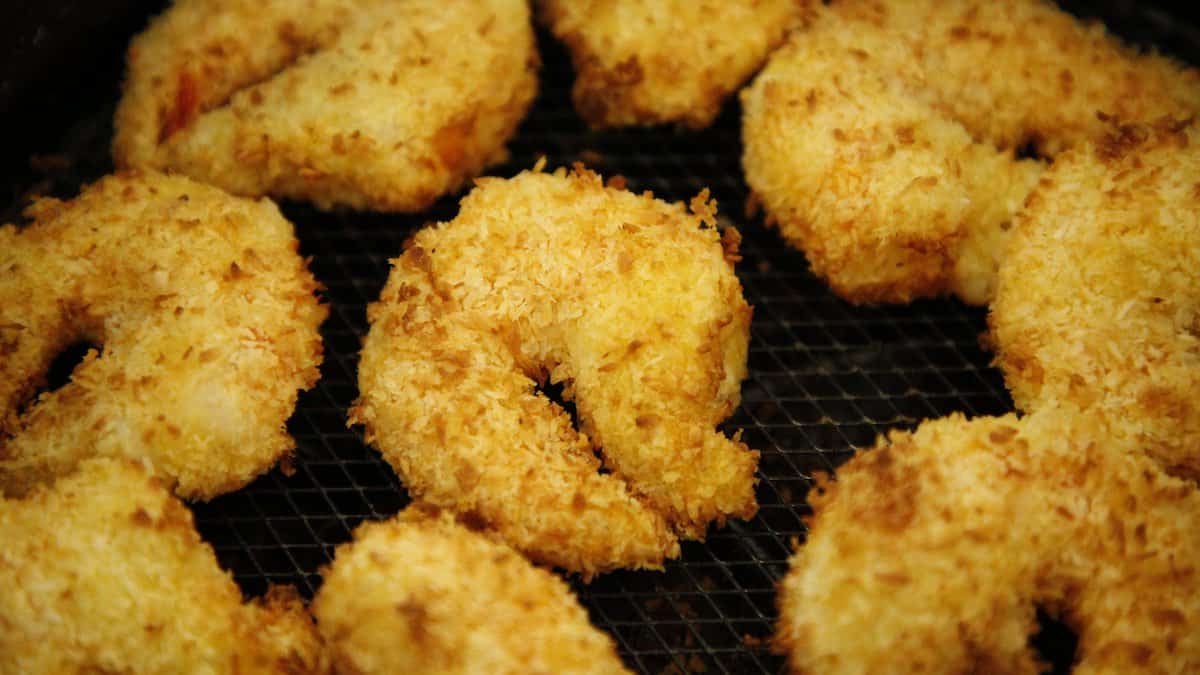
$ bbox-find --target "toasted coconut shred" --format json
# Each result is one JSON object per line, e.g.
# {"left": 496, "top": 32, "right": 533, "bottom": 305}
{"left": 779, "top": 409, "right": 1200, "bottom": 674}
{"left": 114, "top": 0, "right": 539, "bottom": 212}
{"left": 314, "top": 505, "right": 631, "bottom": 674}
{"left": 3, "top": 1, "right": 1198, "bottom": 671}
{"left": 0, "top": 458, "right": 327, "bottom": 674}
{"left": 991, "top": 120, "right": 1200, "bottom": 479}
{"left": 741, "top": 0, "right": 1200, "bottom": 305}
{"left": 0, "top": 171, "right": 326, "bottom": 500}
{"left": 352, "top": 165, "right": 759, "bottom": 578}
{"left": 538, "top": 0, "right": 803, "bottom": 129}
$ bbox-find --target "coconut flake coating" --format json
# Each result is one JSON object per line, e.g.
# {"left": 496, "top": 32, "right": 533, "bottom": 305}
{"left": 0, "top": 171, "right": 326, "bottom": 500}
{"left": 352, "top": 165, "right": 758, "bottom": 577}
{"left": 990, "top": 119, "right": 1200, "bottom": 478}
{"left": 778, "top": 410, "right": 1200, "bottom": 675}
{"left": 741, "top": 0, "right": 1199, "bottom": 305}
{"left": 313, "top": 506, "right": 630, "bottom": 674}
{"left": 538, "top": 0, "right": 802, "bottom": 129}
{"left": 0, "top": 458, "right": 327, "bottom": 675}
{"left": 114, "top": 0, "right": 538, "bottom": 212}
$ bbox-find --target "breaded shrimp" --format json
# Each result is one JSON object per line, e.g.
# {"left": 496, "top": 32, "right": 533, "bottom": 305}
{"left": 114, "top": 0, "right": 538, "bottom": 212}
{"left": 741, "top": 0, "right": 1200, "bottom": 305}
{"left": 990, "top": 119, "right": 1200, "bottom": 479}
{"left": 0, "top": 171, "right": 326, "bottom": 500}
{"left": 112, "top": 0, "right": 369, "bottom": 168}
{"left": 312, "top": 505, "right": 631, "bottom": 674}
{"left": 0, "top": 458, "right": 327, "bottom": 674}
{"left": 778, "top": 410, "right": 1200, "bottom": 674}
{"left": 538, "top": 0, "right": 802, "bottom": 129}
{"left": 352, "top": 165, "right": 757, "bottom": 577}
{"left": 908, "top": 0, "right": 1200, "bottom": 156}
{"left": 742, "top": 11, "right": 1042, "bottom": 304}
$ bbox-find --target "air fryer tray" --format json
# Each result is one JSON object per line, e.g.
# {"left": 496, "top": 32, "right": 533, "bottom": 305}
{"left": 6, "top": 3, "right": 1199, "bottom": 673}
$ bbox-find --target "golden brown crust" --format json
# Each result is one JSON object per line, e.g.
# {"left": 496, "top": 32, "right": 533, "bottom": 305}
{"left": 538, "top": 0, "right": 803, "bottom": 129}
{"left": 741, "top": 0, "right": 1200, "bottom": 305}
{"left": 0, "top": 458, "right": 328, "bottom": 674}
{"left": 778, "top": 410, "right": 1200, "bottom": 674}
{"left": 114, "top": 0, "right": 538, "bottom": 212}
{"left": 312, "top": 506, "right": 631, "bottom": 674}
{"left": 352, "top": 165, "right": 758, "bottom": 577}
{"left": 113, "top": 0, "right": 365, "bottom": 167}
{"left": 0, "top": 171, "right": 326, "bottom": 500}
{"left": 990, "top": 119, "right": 1200, "bottom": 478}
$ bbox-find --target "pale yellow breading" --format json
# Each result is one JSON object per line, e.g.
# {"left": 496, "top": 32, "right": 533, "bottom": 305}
{"left": 741, "top": 0, "right": 1200, "bottom": 305}
{"left": 904, "top": 1, "right": 1200, "bottom": 157}
{"left": 0, "top": 171, "right": 326, "bottom": 500}
{"left": 112, "top": 0, "right": 369, "bottom": 169}
{"left": 778, "top": 410, "right": 1200, "bottom": 675}
{"left": 114, "top": 0, "right": 538, "bottom": 212}
{"left": 312, "top": 506, "right": 631, "bottom": 674}
{"left": 0, "top": 458, "right": 328, "bottom": 674}
{"left": 351, "top": 165, "right": 758, "bottom": 577}
{"left": 538, "top": 0, "right": 802, "bottom": 129}
{"left": 990, "top": 120, "right": 1200, "bottom": 479}
{"left": 741, "top": 8, "right": 1042, "bottom": 305}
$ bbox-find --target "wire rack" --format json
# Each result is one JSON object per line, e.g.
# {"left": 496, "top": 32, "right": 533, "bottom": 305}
{"left": 5, "top": 3, "right": 1199, "bottom": 673}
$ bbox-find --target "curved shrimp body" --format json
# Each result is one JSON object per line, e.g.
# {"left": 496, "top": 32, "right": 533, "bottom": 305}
{"left": 742, "top": 0, "right": 1199, "bottom": 305}
{"left": 778, "top": 409, "right": 1200, "bottom": 674}
{"left": 353, "top": 166, "right": 758, "bottom": 577}
{"left": 0, "top": 171, "right": 326, "bottom": 500}
{"left": 114, "top": 0, "right": 539, "bottom": 212}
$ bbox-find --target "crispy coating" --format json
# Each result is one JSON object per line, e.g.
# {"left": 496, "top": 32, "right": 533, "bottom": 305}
{"left": 312, "top": 506, "right": 631, "bottom": 674}
{"left": 114, "top": 0, "right": 538, "bottom": 212}
{"left": 990, "top": 120, "right": 1200, "bottom": 478}
{"left": 0, "top": 171, "right": 326, "bottom": 500}
{"left": 0, "top": 458, "right": 327, "bottom": 674}
{"left": 112, "top": 0, "right": 367, "bottom": 168}
{"left": 778, "top": 410, "right": 1200, "bottom": 675}
{"left": 538, "top": 0, "right": 802, "bottom": 129}
{"left": 741, "top": 0, "right": 1200, "bottom": 305}
{"left": 352, "top": 165, "right": 757, "bottom": 577}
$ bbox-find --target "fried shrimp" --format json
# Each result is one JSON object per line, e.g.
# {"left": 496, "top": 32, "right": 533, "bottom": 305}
{"left": 312, "top": 506, "right": 631, "bottom": 674}
{"left": 352, "top": 165, "right": 757, "bottom": 577}
{"left": 777, "top": 410, "right": 1200, "bottom": 675}
{"left": 0, "top": 171, "right": 325, "bottom": 500}
{"left": 990, "top": 119, "right": 1200, "bottom": 479}
{"left": 113, "top": 0, "right": 538, "bottom": 212}
{"left": 538, "top": 0, "right": 802, "bottom": 129}
{"left": 0, "top": 458, "right": 327, "bottom": 674}
{"left": 741, "top": 0, "right": 1200, "bottom": 305}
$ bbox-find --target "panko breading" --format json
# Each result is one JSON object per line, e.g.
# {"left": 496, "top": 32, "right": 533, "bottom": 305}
{"left": 0, "top": 458, "right": 327, "bottom": 675}
{"left": 112, "top": 0, "right": 369, "bottom": 168}
{"left": 990, "top": 119, "right": 1200, "bottom": 479}
{"left": 742, "top": 10, "right": 1041, "bottom": 305}
{"left": 351, "top": 165, "right": 757, "bottom": 577}
{"left": 741, "top": 0, "right": 1200, "bottom": 305}
{"left": 538, "top": 0, "right": 802, "bottom": 129}
{"left": 114, "top": 0, "right": 538, "bottom": 212}
{"left": 777, "top": 410, "right": 1200, "bottom": 675}
{"left": 312, "top": 506, "right": 631, "bottom": 674}
{"left": 0, "top": 171, "right": 326, "bottom": 500}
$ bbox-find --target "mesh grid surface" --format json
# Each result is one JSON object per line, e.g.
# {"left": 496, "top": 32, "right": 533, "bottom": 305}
{"left": 5, "top": 4, "right": 1199, "bottom": 673}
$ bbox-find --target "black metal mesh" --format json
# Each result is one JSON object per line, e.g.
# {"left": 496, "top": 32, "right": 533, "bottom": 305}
{"left": 184, "top": 44, "right": 1017, "bottom": 672}
{"left": 4, "top": 4, "right": 1198, "bottom": 673}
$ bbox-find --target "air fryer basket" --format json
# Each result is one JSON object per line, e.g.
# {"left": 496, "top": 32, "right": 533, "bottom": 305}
{"left": 3, "top": 2, "right": 1198, "bottom": 673}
